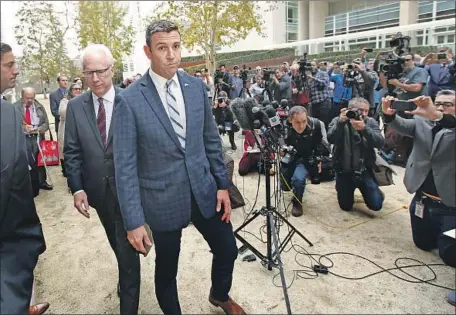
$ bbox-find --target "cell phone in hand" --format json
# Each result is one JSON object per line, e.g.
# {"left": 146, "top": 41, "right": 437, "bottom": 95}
{"left": 391, "top": 100, "right": 417, "bottom": 112}
{"left": 142, "top": 223, "right": 153, "bottom": 257}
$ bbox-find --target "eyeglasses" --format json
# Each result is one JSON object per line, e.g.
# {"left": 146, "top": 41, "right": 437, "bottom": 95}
{"left": 72, "top": 88, "right": 82, "bottom": 91}
{"left": 404, "top": 59, "right": 413, "bottom": 61}
{"left": 82, "top": 66, "right": 112, "bottom": 78}
{"left": 435, "top": 102, "right": 455, "bottom": 108}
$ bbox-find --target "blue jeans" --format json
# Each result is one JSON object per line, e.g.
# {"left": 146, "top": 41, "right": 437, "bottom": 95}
{"left": 335, "top": 172, "right": 383, "bottom": 211}
{"left": 291, "top": 163, "right": 309, "bottom": 202}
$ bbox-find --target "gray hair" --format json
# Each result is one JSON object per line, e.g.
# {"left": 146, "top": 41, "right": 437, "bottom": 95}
{"left": 436, "top": 89, "right": 455, "bottom": 97}
{"left": 348, "top": 97, "right": 370, "bottom": 108}
{"left": 288, "top": 105, "right": 307, "bottom": 120}
{"left": 21, "top": 87, "right": 36, "bottom": 97}
{"left": 290, "top": 64, "right": 299, "bottom": 71}
{"left": 80, "top": 44, "right": 115, "bottom": 69}
{"left": 146, "top": 20, "right": 180, "bottom": 47}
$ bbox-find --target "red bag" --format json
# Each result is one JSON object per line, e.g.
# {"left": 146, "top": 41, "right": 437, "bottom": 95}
{"left": 37, "top": 129, "right": 59, "bottom": 167}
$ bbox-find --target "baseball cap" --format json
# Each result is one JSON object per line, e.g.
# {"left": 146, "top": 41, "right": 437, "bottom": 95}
{"left": 217, "top": 91, "right": 228, "bottom": 99}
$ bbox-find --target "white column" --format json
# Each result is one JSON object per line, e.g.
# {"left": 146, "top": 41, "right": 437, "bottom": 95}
{"left": 432, "top": 1, "right": 437, "bottom": 21}
{"left": 399, "top": 0, "right": 419, "bottom": 26}
{"left": 308, "top": 0, "right": 329, "bottom": 53}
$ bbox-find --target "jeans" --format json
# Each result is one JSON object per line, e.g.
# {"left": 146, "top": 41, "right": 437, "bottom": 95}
{"left": 335, "top": 171, "right": 383, "bottom": 211}
{"left": 409, "top": 194, "right": 456, "bottom": 267}
{"left": 281, "top": 162, "right": 310, "bottom": 202}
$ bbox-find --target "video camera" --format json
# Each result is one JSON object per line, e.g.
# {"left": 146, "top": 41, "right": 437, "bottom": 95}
{"left": 374, "top": 32, "right": 411, "bottom": 81}
{"left": 298, "top": 53, "right": 314, "bottom": 79}
{"left": 214, "top": 69, "right": 224, "bottom": 82}
{"left": 240, "top": 64, "right": 249, "bottom": 85}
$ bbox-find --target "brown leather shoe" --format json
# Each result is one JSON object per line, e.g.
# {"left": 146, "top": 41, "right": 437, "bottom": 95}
{"left": 29, "top": 302, "right": 50, "bottom": 315}
{"left": 209, "top": 294, "right": 246, "bottom": 315}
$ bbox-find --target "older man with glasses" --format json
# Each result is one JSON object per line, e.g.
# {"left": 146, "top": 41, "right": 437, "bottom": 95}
{"left": 64, "top": 44, "right": 141, "bottom": 314}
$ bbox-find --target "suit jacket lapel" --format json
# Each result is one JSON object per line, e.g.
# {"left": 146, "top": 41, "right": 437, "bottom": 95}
{"left": 82, "top": 92, "right": 104, "bottom": 150}
{"left": 106, "top": 86, "right": 120, "bottom": 148}
{"left": 177, "top": 71, "right": 193, "bottom": 150}
{"left": 140, "top": 74, "right": 183, "bottom": 151}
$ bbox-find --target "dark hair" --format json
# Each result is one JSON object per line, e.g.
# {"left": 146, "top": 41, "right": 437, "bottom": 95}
{"left": 195, "top": 70, "right": 201, "bottom": 74}
{"left": 219, "top": 64, "right": 226, "bottom": 68}
{"left": 289, "top": 105, "right": 307, "bottom": 120}
{"left": 1, "top": 42, "right": 12, "bottom": 56}
{"left": 145, "top": 20, "right": 180, "bottom": 48}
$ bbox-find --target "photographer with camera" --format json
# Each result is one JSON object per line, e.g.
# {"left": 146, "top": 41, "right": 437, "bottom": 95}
{"left": 388, "top": 54, "right": 429, "bottom": 100}
{"left": 249, "top": 75, "right": 269, "bottom": 104}
{"left": 328, "top": 97, "right": 385, "bottom": 212}
{"left": 422, "top": 48, "right": 455, "bottom": 101}
{"left": 228, "top": 65, "right": 244, "bottom": 100}
{"left": 281, "top": 106, "right": 329, "bottom": 217}
{"left": 270, "top": 67, "right": 292, "bottom": 103}
{"left": 212, "top": 91, "right": 238, "bottom": 150}
{"left": 214, "top": 64, "right": 231, "bottom": 97}
{"left": 307, "top": 62, "right": 331, "bottom": 128}
{"left": 291, "top": 63, "right": 309, "bottom": 108}
{"left": 381, "top": 91, "right": 455, "bottom": 269}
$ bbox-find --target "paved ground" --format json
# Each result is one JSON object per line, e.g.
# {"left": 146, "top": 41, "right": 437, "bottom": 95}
{"left": 32, "top": 94, "right": 455, "bottom": 314}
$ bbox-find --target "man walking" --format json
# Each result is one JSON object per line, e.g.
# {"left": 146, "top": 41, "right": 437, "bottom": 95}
{"left": 113, "top": 20, "right": 245, "bottom": 315}
{"left": 64, "top": 44, "right": 140, "bottom": 315}
{"left": 0, "top": 42, "right": 46, "bottom": 314}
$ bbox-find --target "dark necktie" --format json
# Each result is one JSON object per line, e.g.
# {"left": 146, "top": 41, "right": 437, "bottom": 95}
{"left": 97, "top": 98, "right": 107, "bottom": 147}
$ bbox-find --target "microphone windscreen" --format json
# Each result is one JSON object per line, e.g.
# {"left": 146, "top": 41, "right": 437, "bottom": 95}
{"left": 231, "top": 98, "right": 252, "bottom": 130}
{"left": 243, "top": 98, "right": 258, "bottom": 125}
{"left": 271, "top": 100, "right": 279, "bottom": 109}
{"left": 264, "top": 105, "right": 277, "bottom": 118}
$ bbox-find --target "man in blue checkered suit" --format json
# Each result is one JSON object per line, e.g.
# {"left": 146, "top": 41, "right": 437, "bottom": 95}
{"left": 113, "top": 20, "right": 246, "bottom": 315}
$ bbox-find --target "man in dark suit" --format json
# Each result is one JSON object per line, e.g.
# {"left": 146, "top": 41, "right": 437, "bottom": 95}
{"left": 64, "top": 44, "right": 140, "bottom": 315}
{"left": 0, "top": 42, "right": 46, "bottom": 314}
{"left": 50, "top": 75, "right": 68, "bottom": 134}
{"left": 113, "top": 20, "right": 245, "bottom": 315}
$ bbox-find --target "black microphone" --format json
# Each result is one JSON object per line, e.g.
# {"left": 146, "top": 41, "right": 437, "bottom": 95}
{"left": 265, "top": 105, "right": 281, "bottom": 128}
{"left": 271, "top": 100, "right": 279, "bottom": 109}
{"left": 252, "top": 106, "right": 271, "bottom": 127}
{"left": 243, "top": 98, "right": 258, "bottom": 126}
{"left": 231, "top": 98, "right": 252, "bottom": 130}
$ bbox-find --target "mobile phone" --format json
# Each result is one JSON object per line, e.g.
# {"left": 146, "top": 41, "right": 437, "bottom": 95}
{"left": 142, "top": 223, "right": 153, "bottom": 257}
{"left": 437, "top": 53, "right": 447, "bottom": 60}
{"left": 391, "top": 100, "right": 417, "bottom": 112}
{"left": 364, "top": 48, "right": 374, "bottom": 53}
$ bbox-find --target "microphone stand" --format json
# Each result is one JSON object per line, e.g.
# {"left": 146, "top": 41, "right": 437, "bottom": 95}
{"left": 233, "top": 128, "right": 313, "bottom": 315}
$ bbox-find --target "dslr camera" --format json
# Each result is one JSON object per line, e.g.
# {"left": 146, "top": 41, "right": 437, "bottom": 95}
{"left": 280, "top": 145, "right": 297, "bottom": 165}
{"left": 374, "top": 32, "right": 411, "bottom": 81}
{"left": 308, "top": 155, "right": 322, "bottom": 185}
{"left": 298, "top": 53, "right": 314, "bottom": 79}
{"left": 346, "top": 108, "right": 361, "bottom": 120}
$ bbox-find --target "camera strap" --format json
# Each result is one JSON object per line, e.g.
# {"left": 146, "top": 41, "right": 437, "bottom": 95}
{"left": 348, "top": 124, "right": 366, "bottom": 177}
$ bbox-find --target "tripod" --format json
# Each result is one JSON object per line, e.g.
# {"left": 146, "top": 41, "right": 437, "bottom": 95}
{"left": 233, "top": 138, "right": 313, "bottom": 314}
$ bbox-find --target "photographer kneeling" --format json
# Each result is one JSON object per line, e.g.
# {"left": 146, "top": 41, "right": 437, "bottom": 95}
{"left": 213, "top": 91, "right": 238, "bottom": 150}
{"left": 381, "top": 92, "right": 455, "bottom": 268}
{"left": 281, "top": 106, "right": 329, "bottom": 217}
{"left": 328, "top": 97, "right": 385, "bottom": 212}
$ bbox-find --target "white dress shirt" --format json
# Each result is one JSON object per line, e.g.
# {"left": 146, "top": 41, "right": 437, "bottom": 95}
{"left": 149, "top": 68, "right": 187, "bottom": 138}
{"left": 92, "top": 84, "right": 115, "bottom": 137}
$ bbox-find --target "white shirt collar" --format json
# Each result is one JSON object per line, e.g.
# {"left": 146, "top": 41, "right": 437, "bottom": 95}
{"left": 149, "top": 68, "right": 178, "bottom": 88}
{"left": 92, "top": 84, "right": 115, "bottom": 104}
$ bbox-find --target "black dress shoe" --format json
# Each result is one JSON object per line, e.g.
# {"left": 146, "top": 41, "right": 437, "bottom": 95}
{"left": 40, "top": 182, "right": 53, "bottom": 190}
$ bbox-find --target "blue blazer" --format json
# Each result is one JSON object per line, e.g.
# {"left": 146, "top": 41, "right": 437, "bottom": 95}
{"left": 113, "top": 71, "right": 229, "bottom": 232}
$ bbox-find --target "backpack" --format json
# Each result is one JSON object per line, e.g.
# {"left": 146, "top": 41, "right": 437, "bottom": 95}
{"left": 373, "top": 151, "right": 397, "bottom": 186}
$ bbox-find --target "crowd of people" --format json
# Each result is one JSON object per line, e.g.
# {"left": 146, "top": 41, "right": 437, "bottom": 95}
{"left": 0, "top": 18, "right": 455, "bottom": 315}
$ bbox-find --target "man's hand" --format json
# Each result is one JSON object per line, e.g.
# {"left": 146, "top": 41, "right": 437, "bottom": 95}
{"left": 339, "top": 108, "right": 348, "bottom": 123}
{"left": 388, "top": 79, "right": 401, "bottom": 87}
{"left": 25, "top": 124, "right": 34, "bottom": 133}
{"left": 354, "top": 62, "right": 365, "bottom": 72}
{"left": 292, "top": 88, "right": 298, "bottom": 95}
{"left": 381, "top": 96, "right": 397, "bottom": 115}
{"left": 216, "top": 189, "right": 231, "bottom": 223}
{"left": 74, "top": 191, "right": 90, "bottom": 218}
{"left": 127, "top": 225, "right": 153, "bottom": 254}
{"left": 350, "top": 117, "right": 366, "bottom": 131}
{"left": 406, "top": 95, "right": 442, "bottom": 120}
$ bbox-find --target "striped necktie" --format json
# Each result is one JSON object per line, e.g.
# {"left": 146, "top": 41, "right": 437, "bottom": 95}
{"left": 97, "top": 98, "right": 107, "bottom": 147}
{"left": 166, "top": 80, "right": 186, "bottom": 149}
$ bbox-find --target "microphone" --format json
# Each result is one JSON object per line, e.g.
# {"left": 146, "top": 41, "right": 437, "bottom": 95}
{"left": 252, "top": 106, "right": 270, "bottom": 127}
{"left": 265, "top": 105, "right": 281, "bottom": 128}
{"left": 230, "top": 98, "right": 252, "bottom": 130}
{"left": 243, "top": 98, "right": 258, "bottom": 126}
{"left": 271, "top": 100, "right": 279, "bottom": 109}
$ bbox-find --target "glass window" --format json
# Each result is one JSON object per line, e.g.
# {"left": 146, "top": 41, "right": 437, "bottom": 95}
{"left": 417, "top": 36, "right": 424, "bottom": 46}
{"left": 437, "top": 35, "right": 445, "bottom": 44}
{"left": 287, "top": 32, "right": 297, "bottom": 43}
{"left": 448, "top": 34, "right": 455, "bottom": 43}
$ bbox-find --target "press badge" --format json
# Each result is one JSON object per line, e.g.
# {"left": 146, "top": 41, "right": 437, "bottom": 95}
{"left": 415, "top": 201, "right": 425, "bottom": 219}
